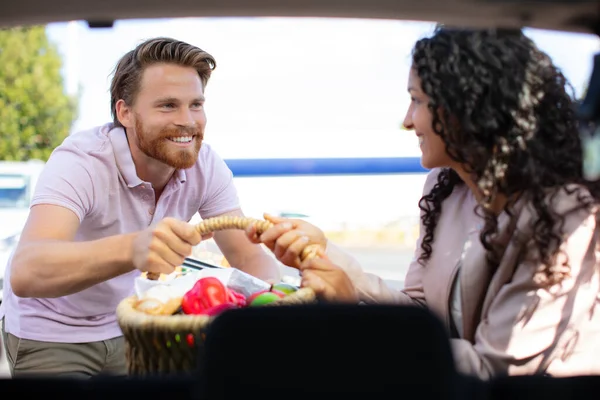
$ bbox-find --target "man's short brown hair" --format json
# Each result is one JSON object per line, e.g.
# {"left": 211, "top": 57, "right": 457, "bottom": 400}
{"left": 110, "top": 37, "right": 216, "bottom": 127}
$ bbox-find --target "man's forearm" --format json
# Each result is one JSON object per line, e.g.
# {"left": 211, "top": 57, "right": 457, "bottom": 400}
{"left": 237, "top": 248, "right": 281, "bottom": 283}
{"left": 10, "top": 233, "right": 137, "bottom": 298}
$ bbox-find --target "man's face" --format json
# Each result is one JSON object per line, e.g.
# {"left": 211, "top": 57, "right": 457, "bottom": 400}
{"left": 129, "top": 63, "right": 207, "bottom": 169}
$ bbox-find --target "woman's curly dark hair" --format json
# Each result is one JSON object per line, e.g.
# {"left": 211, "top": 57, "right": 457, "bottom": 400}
{"left": 413, "top": 26, "right": 599, "bottom": 286}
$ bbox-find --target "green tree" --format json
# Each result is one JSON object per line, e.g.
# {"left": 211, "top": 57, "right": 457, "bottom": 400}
{"left": 0, "top": 26, "right": 77, "bottom": 161}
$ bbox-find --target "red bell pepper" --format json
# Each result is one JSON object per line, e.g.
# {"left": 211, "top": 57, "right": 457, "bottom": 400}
{"left": 182, "top": 277, "right": 228, "bottom": 315}
{"left": 227, "top": 288, "right": 247, "bottom": 307}
{"left": 202, "top": 302, "right": 239, "bottom": 316}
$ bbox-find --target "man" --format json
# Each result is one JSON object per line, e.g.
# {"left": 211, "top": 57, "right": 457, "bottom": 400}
{"left": 0, "top": 37, "right": 281, "bottom": 378}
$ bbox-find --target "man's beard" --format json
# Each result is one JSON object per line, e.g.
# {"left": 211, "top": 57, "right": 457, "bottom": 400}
{"left": 134, "top": 118, "right": 203, "bottom": 169}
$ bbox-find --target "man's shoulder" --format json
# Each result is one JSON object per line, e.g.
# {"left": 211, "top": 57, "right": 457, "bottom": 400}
{"left": 192, "top": 142, "right": 229, "bottom": 174}
{"left": 185, "top": 142, "right": 237, "bottom": 197}
{"left": 46, "top": 123, "right": 117, "bottom": 169}
{"left": 197, "top": 142, "right": 218, "bottom": 160}
{"left": 43, "top": 123, "right": 117, "bottom": 179}
{"left": 191, "top": 142, "right": 240, "bottom": 216}
{"left": 57, "top": 123, "right": 113, "bottom": 155}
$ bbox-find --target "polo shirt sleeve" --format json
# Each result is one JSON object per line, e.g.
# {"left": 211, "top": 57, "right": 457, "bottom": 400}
{"left": 30, "top": 144, "right": 95, "bottom": 223}
{"left": 198, "top": 146, "right": 241, "bottom": 219}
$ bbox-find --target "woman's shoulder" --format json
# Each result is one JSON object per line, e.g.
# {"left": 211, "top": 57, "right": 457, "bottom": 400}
{"left": 513, "top": 184, "right": 599, "bottom": 243}
{"left": 421, "top": 167, "right": 471, "bottom": 200}
{"left": 422, "top": 168, "right": 448, "bottom": 195}
{"left": 527, "top": 184, "right": 598, "bottom": 218}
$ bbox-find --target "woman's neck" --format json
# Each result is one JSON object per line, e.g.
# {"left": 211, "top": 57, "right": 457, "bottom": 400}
{"left": 453, "top": 165, "right": 508, "bottom": 215}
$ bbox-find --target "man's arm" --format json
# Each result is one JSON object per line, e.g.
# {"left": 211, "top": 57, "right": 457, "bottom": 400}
{"left": 8, "top": 138, "right": 138, "bottom": 298}
{"left": 10, "top": 204, "right": 136, "bottom": 298}
{"left": 196, "top": 145, "right": 280, "bottom": 282}
{"left": 11, "top": 205, "right": 204, "bottom": 299}
{"left": 212, "top": 209, "right": 281, "bottom": 283}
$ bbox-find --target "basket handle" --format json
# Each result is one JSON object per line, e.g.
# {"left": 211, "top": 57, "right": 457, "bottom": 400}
{"left": 146, "top": 216, "right": 322, "bottom": 280}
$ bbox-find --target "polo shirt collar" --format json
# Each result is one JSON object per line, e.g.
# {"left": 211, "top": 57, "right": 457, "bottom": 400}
{"left": 108, "top": 124, "right": 188, "bottom": 187}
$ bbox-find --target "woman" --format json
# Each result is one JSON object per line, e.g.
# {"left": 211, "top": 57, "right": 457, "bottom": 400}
{"left": 247, "top": 26, "right": 600, "bottom": 379}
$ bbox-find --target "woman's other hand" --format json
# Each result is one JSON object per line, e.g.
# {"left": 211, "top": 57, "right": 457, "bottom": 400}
{"left": 299, "top": 252, "right": 359, "bottom": 303}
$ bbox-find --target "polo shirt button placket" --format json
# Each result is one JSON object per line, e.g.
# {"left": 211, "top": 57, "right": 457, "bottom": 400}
{"left": 139, "top": 187, "right": 155, "bottom": 224}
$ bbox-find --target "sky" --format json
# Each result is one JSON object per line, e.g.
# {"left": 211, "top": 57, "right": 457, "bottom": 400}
{"left": 42, "top": 18, "right": 600, "bottom": 226}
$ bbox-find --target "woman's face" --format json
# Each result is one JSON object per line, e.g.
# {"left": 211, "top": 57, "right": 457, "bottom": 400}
{"left": 403, "top": 67, "right": 454, "bottom": 170}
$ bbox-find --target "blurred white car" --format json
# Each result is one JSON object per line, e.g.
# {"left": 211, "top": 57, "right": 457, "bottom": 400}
{"left": 0, "top": 160, "right": 45, "bottom": 303}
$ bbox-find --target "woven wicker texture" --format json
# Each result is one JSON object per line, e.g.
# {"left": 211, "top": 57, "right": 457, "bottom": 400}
{"left": 116, "top": 216, "right": 319, "bottom": 375}
{"left": 194, "top": 215, "right": 321, "bottom": 262}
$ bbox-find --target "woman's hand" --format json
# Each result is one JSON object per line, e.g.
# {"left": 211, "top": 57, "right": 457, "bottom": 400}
{"left": 246, "top": 213, "right": 327, "bottom": 269}
{"left": 299, "top": 251, "right": 359, "bottom": 303}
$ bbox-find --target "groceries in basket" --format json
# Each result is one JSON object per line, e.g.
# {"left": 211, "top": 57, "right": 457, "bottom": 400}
{"left": 133, "top": 265, "right": 299, "bottom": 317}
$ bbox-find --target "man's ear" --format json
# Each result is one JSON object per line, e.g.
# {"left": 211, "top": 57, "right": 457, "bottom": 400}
{"left": 115, "top": 99, "right": 134, "bottom": 128}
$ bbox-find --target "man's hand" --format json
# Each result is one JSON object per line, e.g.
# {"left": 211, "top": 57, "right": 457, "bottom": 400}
{"left": 246, "top": 213, "right": 327, "bottom": 269}
{"left": 132, "top": 217, "right": 212, "bottom": 275}
{"left": 299, "top": 251, "right": 359, "bottom": 304}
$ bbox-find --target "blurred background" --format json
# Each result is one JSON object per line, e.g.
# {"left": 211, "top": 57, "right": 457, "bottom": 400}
{"left": 0, "top": 16, "right": 598, "bottom": 313}
{"left": 0, "top": 15, "right": 598, "bottom": 377}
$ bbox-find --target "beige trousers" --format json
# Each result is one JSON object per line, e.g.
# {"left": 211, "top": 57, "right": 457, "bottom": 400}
{"left": 1, "top": 318, "right": 126, "bottom": 378}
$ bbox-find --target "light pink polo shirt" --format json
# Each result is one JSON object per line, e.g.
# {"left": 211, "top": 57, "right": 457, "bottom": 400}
{"left": 0, "top": 123, "right": 240, "bottom": 343}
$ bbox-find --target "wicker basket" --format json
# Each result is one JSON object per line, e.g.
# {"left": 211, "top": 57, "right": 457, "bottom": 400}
{"left": 116, "top": 216, "right": 318, "bottom": 375}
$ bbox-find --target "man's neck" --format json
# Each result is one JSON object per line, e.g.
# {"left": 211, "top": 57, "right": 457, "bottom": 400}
{"left": 128, "top": 140, "right": 174, "bottom": 199}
